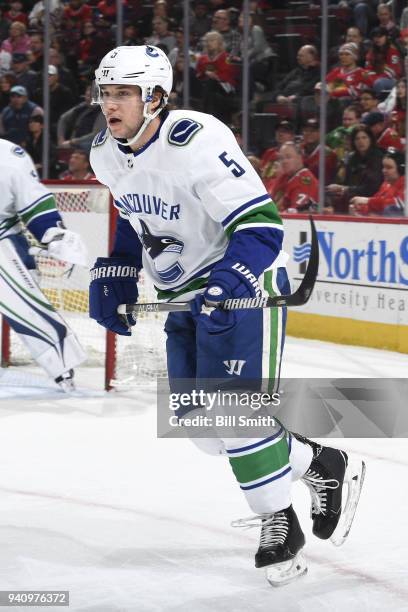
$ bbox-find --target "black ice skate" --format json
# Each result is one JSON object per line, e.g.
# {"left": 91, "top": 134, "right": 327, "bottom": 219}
{"left": 55, "top": 369, "right": 75, "bottom": 393}
{"left": 294, "top": 434, "right": 366, "bottom": 546}
{"left": 232, "top": 505, "right": 307, "bottom": 586}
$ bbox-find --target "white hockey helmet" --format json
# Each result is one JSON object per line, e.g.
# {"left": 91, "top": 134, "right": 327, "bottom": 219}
{"left": 93, "top": 45, "right": 173, "bottom": 145}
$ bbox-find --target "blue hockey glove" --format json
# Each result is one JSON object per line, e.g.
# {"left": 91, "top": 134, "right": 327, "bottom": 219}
{"left": 89, "top": 257, "right": 139, "bottom": 336}
{"left": 191, "top": 263, "right": 260, "bottom": 333}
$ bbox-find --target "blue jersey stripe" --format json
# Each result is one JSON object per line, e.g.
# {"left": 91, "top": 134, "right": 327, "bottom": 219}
{"left": 221, "top": 194, "right": 271, "bottom": 228}
{"left": 226, "top": 427, "right": 284, "bottom": 454}
{"left": 240, "top": 466, "right": 291, "bottom": 491}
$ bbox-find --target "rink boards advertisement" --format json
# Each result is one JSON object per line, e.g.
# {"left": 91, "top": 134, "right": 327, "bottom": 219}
{"left": 282, "top": 215, "right": 408, "bottom": 352}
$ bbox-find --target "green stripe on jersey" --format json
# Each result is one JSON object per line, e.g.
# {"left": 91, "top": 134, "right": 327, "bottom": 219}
{"left": 228, "top": 436, "right": 289, "bottom": 484}
{"left": 20, "top": 196, "right": 57, "bottom": 225}
{"left": 156, "top": 276, "right": 209, "bottom": 301}
{"left": 225, "top": 201, "right": 282, "bottom": 238}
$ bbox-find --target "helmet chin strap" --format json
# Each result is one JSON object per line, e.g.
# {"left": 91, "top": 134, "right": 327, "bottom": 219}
{"left": 109, "top": 99, "right": 164, "bottom": 148}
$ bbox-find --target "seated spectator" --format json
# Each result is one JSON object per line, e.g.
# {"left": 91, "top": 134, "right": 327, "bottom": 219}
{"left": 29, "top": 33, "right": 44, "bottom": 72}
{"left": 376, "top": 3, "right": 400, "bottom": 42}
{"left": 237, "top": 11, "right": 274, "bottom": 90}
{"left": 362, "top": 111, "right": 404, "bottom": 151}
{"left": 58, "top": 85, "right": 105, "bottom": 151}
{"left": 358, "top": 88, "right": 379, "bottom": 116}
{"left": 97, "top": 0, "right": 118, "bottom": 24}
{"left": 365, "top": 27, "right": 403, "bottom": 95}
{"left": 49, "top": 47, "right": 78, "bottom": 98}
{"left": 0, "top": 85, "right": 43, "bottom": 145}
{"left": 1, "top": 22, "right": 31, "bottom": 55}
{"left": 63, "top": 0, "right": 92, "bottom": 26}
{"left": 350, "top": 148, "right": 405, "bottom": 216}
{"left": 123, "top": 23, "right": 143, "bottom": 46}
{"left": 326, "top": 124, "right": 384, "bottom": 213}
{"left": 344, "top": 26, "right": 368, "bottom": 67}
{"left": 33, "top": 65, "right": 75, "bottom": 139}
{"left": 11, "top": 52, "right": 39, "bottom": 98}
{"left": 0, "top": 49, "right": 12, "bottom": 76}
{"left": 341, "top": 0, "right": 377, "bottom": 37}
{"left": 270, "top": 142, "right": 319, "bottom": 213}
{"left": 260, "top": 120, "right": 295, "bottom": 194}
{"left": 301, "top": 118, "right": 338, "bottom": 184}
{"left": 146, "top": 17, "right": 176, "bottom": 53}
{"left": 0, "top": 73, "right": 17, "bottom": 111}
{"left": 25, "top": 114, "right": 58, "bottom": 178}
{"left": 59, "top": 149, "right": 95, "bottom": 181}
{"left": 272, "top": 45, "right": 320, "bottom": 105}
{"left": 195, "top": 30, "right": 239, "bottom": 124}
{"left": 5, "top": 2, "right": 28, "bottom": 26}
{"left": 190, "top": 1, "right": 212, "bottom": 41}
{"left": 299, "top": 81, "right": 342, "bottom": 132}
{"left": 28, "top": 1, "right": 64, "bottom": 31}
{"left": 326, "top": 104, "right": 363, "bottom": 181}
{"left": 212, "top": 9, "right": 241, "bottom": 57}
{"left": 326, "top": 43, "right": 371, "bottom": 99}
{"left": 378, "top": 77, "right": 406, "bottom": 131}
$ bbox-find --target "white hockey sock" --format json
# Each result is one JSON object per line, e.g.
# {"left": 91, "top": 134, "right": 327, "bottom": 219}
{"left": 289, "top": 434, "right": 313, "bottom": 481}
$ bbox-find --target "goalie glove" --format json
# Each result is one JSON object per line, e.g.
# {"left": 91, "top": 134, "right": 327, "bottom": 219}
{"left": 29, "top": 227, "right": 88, "bottom": 266}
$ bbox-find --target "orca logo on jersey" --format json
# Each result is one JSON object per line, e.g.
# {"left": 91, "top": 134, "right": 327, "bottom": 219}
{"left": 139, "top": 219, "right": 185, "bottom": 283}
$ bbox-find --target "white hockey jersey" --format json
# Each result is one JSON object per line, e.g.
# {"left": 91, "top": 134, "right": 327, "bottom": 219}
{"left": 90, "top": 110, "right": 283, "bottom": 299}
{"left": 0, "top": 139, "right": 57, "bottom": 241}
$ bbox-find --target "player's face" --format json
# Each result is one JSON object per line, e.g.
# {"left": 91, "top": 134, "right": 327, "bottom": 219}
{"left": 100, "top": 85, "right": 144, "bottom": 139}
{"left": 382, "top": 158, "right": 399, "bottom": 183}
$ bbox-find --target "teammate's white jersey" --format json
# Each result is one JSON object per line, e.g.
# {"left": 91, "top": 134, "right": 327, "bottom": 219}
{"left": 90, "top": 110, "right": 282, "bottom": 299}
{"left": 0, "top": 139, "right": 56, "bottom": 242}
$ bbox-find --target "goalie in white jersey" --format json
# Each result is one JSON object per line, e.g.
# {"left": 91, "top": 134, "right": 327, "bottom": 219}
{"left": 0, "top": 139, "right": 88, "bottom": 391}
{"left": 89, "top": 45, "right": 365, "bottom": 586}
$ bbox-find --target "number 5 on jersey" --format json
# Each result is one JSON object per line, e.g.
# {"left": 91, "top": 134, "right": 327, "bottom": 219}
{"left": 219, "top": 151, "right": 246, "bottom": 177}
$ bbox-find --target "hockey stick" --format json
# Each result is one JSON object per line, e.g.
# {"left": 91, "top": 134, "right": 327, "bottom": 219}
{"left": 118, "top": 217, "right": 319, "bottom": 315}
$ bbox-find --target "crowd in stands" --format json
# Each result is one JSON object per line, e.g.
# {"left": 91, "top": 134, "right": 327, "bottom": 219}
{"left": 0, "top": 0, "right": 407, "bottom": 216}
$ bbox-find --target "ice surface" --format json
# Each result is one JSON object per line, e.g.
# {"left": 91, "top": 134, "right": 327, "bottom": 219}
{"left": 0, "top": 337, "right": 407, "bottom": 611}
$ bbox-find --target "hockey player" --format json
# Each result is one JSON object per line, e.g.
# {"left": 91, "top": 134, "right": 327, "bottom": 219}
{"left": 0, "top": 138, "right": 88, "bottom": 391}
{"left": 89, "top": 45, "right": 365, "bottom": 586}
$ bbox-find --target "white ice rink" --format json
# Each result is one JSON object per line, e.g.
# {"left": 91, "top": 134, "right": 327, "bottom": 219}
{"left": 0, "top": 337, "right": 407, "bottom": 612}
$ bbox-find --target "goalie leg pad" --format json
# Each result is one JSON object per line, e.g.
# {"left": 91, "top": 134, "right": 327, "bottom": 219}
{"left": 0, "top": 237, "right": 86, "bottom": 379}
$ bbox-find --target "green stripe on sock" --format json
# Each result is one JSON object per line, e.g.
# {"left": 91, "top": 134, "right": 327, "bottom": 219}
{"left": 21, "top": 196, "right": 57, "bottom": 225}
{"left": 228, "top": 436, "right": 289, "bottom": 484}
{"left": 263, "top": 270, "right": 278, "bottom": 391}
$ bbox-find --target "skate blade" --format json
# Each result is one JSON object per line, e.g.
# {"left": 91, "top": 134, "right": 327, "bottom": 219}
{"left": 331, "top": 460, "right": 366, "bottom": 547}
{"left": 264, "top": 552, "right": 308, "bottom": 587}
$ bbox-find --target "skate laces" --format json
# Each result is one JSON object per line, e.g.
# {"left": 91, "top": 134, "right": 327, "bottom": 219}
{"left": 302, "top": 469, "right": 339, "bottom": 515}
{"left": 231, "top": 511, "right": 289, "bottom": 546}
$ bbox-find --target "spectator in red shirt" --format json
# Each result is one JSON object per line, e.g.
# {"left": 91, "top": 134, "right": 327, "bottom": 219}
{"left": 271, "top": 142, "right": 319, "bottom": 213}
{"left": 60, "top": 149, "right": 95, "bottom": 181}
{"left": 301, "top": 118, "right": 338, "bottom": 184}
{"left": 365, "top": 27, "right": 403, "bottom": 95}
{"left": 97, "top": 0, "right": 120, "bottom": 24}
{"left": 260, "top": 120, "right": 295, "bottom": 194}
{"left": 326, "top": 43, "right": 372, "bottom": 99}
{"left": 361, "top": 111, "right": 404, "bottom": 151}
{"left": 196, "top": 30, "right": 239, "bottom": 124}
{"left": 64, "top": 0, "right": 92, "bottom": 26}
{"left": 350, "top": 148, "right": 405, "bottom": 216}
{"left": 4, "top": 1, "right": 28, "bottom": 26}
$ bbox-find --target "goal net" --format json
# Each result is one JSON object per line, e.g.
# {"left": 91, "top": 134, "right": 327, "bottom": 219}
{"left": 0, "top": 180, "right": 167, "bottom": 389}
